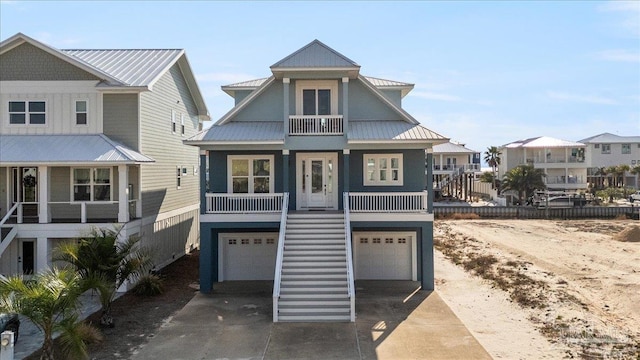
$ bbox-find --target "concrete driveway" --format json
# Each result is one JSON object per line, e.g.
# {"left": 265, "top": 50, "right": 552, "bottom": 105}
{"left": 131, "top": 281, "right": 491, "bottom": 360}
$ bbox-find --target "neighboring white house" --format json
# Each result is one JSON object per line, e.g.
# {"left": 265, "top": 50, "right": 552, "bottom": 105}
{"left": 580, "top": 133, "right": 640, "bottom": 189}
{"left": 498, "top": 136, "right": 588, "bottom": 192}
{"left": 431, "top": 141, "right": 481, "bottom": 198}
{"left": 0, "top": 33, "right": 209, "bottom": 276}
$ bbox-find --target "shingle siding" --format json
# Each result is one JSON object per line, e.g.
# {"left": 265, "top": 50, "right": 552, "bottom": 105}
{"left": 139, "top": 63, "right": 200, "bottom": 217}
{"left": 232, "top": 82, "right": 284, "bottom": 121}
{"left": 350, "top": 80, "right": 402, "bottom": 121}
{"left": 0, "top": 43, "right": 99, "bottom": 81}
{"left": 103, "top": 94, "right": 139, "bottom": 150}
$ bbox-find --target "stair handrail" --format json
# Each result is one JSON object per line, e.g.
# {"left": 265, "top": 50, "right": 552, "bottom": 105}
{"left": 272, "top": 192, "right": 289, "bottom": 322}
{"left": 343, "top": 192, "right": 356, "bottom": 322}
{"left": 0, "top": 202, "right": 20, "bottom": 228}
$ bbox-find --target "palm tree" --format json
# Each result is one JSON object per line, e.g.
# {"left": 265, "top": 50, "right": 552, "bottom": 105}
{"left": 501, "top": 164, "right": 546, "bottom": 204}
{"left": 615, "top": 164, "right": 630, "bottom": 188}
{"left": 54, "top": 228, "right": 152, "bottom": 328}
{"left": 484, "top": 146, "right": 502, "bottom": 190}
{"left": 605, "top": 165, "right": 618, "bottom": 187}
{"left": 0, "top": 268, "right": 101, "bottom": 360}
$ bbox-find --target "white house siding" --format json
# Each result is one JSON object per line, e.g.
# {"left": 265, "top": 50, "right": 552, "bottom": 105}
{"left": 0, "top": 81, "right": 103, "bottom": 135}
{"left": 0, "top": 167, "right": 6, "bottom": 217}
{"left": 586, "top": 143, "right": 640, "bottom": 168}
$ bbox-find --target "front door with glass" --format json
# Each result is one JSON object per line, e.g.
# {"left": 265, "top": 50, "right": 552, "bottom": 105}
{"left": 297, "top": 153, "right": 338, "bottom": 210}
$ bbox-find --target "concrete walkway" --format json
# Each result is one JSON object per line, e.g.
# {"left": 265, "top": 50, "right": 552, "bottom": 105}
{"left": 131, "top": 281, "right": 491, "bottom": 360}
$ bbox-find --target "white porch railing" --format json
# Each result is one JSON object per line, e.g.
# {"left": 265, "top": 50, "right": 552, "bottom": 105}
{"left": 272, "top": 193, "right": 289, "bottom": 322}
{"left": 205, "top": 193, "right": 285, "bottom": 213}
{"left": 343, "top": 192, "right": 356, "bottom": 322}
{"left": 48, "top": 201, "right": 119, "bottom": 223}
{"left": 349, "top": 191, "right": 429, "bottom": 213}
{"left": 289, "top": 115, "right": 343, "bottom": 135}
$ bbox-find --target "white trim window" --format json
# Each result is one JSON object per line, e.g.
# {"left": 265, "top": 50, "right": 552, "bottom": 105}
{"left": 75, "top": 100, "right": 88, "bottom": 125}
{"left": 295, "top": 80, "right": 338, "bottom": 115}
{"left": 176, "top": 166, "right": 187, "bottom": 189}
{"left": 228, "top": 155, "right": 274, "bottom": 193}
{"left": 72, "top": 168, "right": 112, "bottom": 201}
{"left": 364, "top": 154, "right": 403, "bottom": 186}
{"left": 622, "top": 144, "right": 631, "bottom": 154}
{"left": 9, "top": 100, "right": 46, "bottom": 125}
{"left": 601, "top": 144, "right": 611, "bottom": 154}
{"left": 181, "top": 114, "right": 185, "bottom": 136}
{"left": 171, "top": 110, "right": 177, "bottom": 133}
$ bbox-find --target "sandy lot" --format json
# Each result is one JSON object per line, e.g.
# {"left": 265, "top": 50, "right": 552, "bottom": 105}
{"left": 434, "top": 219, "right": 640, "bottom": 359}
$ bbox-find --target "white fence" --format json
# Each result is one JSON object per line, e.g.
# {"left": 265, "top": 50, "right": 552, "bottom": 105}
{"left": 289, "top": 115, "right": 343, "bottom": 135}
{"left": 348, "top": 191, "right": 428, "bottom": 212}
{"left": 205, "top": 193, "right": 285, "bottom": 213}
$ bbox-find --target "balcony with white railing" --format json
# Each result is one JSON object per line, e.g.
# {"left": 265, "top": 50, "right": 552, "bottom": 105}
{"left": 289, "top": 115, "right": 343, "bottom": 135}
{"left": 204, "top": 193, "right": 285, "bottom": 222}
{"left": 347, "top": 191, "right": 432, "bottom": 221}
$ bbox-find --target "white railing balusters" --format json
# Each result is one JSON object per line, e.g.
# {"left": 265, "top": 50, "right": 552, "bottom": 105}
{"left": 205, "top": 193, "right": 284, "bottom": 213}
{"left": 288, "top": 115, "right": 344, "bottom": 135}
{"left": 343, "top": 192, "right": 356, "bottom": 322}
{"left": 273, "top": 193, "right": 289, "bottom": 322}
{"left": 348, "top": 191, "right": 429, "bottom": 213}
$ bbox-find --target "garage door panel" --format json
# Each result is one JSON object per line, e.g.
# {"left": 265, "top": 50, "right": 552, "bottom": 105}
{"left": 222, "top": 233, "right": 278, "bottom": 281}
{"left": 355, "top": 232, "right": 413, "bottom": 280}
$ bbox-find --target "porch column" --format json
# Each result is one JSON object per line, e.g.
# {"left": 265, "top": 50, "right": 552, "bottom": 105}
{"left": 342, "top": 77, "right": 349, "bottom": 137}
{"left": 439, "top": 154, "right": 443, "bottom": 170}
{"left": 283, "top": 78, "right": 290, "bottom": 138}
{"left": 118, "top": 165, "right": 129, "bottom": 223}
{"left": 426, "top": 149, "right": 434, "bottom": 212}
{"left": 282, "top": 149, "right": 290, "bottom": 193}
{"left": 343, "top": 149, "right": 350, "bottom": 193}
{"left": 36, "top": 236, "right": 48, "bottom": 272}
{"left": 200, "top": 151, "right": 207, "bottom": 214}
{"left": 523, "top": 148, "right": 527, "bottom": 164}
{"left": 38, "top": 166, "right": 49, "bottom": 223}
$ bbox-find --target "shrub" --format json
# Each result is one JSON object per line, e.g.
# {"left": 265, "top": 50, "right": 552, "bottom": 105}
{"left": 131, "top": 274, "right": 164, "bottom": 296}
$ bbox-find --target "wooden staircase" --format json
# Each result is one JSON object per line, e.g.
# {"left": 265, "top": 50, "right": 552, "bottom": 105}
{"left": 276, "top": 212, "right": 352, "bottom": 322}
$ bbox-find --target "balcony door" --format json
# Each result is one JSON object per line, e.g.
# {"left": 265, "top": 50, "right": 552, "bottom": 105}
{"left": 296, "top": 153, "right": 338, "bottom": 210}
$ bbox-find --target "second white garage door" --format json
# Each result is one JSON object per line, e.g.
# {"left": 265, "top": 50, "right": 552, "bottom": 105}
{"left": 354, "top": 232, "right": 416, "bottom": 280}
{"left": 219, "top": 233, "right": 278, "bottom": 281}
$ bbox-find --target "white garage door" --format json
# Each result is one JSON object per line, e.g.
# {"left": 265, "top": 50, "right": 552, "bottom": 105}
{"left": 354, "top": 232, "right": 416, "bottom": 280}
{"left": 220, "top": 233, "right": 278, "bottom": 281}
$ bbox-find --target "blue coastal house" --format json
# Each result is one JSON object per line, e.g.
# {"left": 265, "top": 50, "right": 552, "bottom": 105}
{"left": 185, "top": 40, "right": 447, "bottom": 322}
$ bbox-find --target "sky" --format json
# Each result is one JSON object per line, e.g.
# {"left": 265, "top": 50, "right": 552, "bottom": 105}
{"left": 1, "top": 1, "right": 639, "bottom": 156}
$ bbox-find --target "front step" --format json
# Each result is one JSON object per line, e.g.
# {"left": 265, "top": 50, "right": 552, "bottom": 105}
{"left": 274, "top": 210, "right": 353, "bottom": 322}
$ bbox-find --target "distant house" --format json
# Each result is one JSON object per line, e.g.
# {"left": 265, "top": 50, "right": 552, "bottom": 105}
{"left": 579, "top": 133, "right": 640, "bottom": 189}
{"left": 0, "top": 33, "right": 209, "bottom": 277}
{"left": 431, "top": 141, "right": 481, "bottom": 199}
{"left": 498, "top": 136, "right": 588, "bottom": 192}
{"left": 185, "top": 40, "right": 447, "bottom": 322}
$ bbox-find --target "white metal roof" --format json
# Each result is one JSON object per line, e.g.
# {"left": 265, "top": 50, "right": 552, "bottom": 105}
{"left": 503, "top": 136, "right": 585, "bottom": 148}
{"left": 63, "top": 49, "right": 183, "bottom": 87}
{"left": 348, "top": 121, "right": 448, "bottom": 143}
{"left": 186, "top": 122, "right": 284, "bottom": 143}
{"left": 433, "top": 142, "right": 477, "bottom": 154}
{"left": 0, "top": 135, "right": 155, "bottom": 164}
{"left": 579, "top": 132, "right": 640, "bottom": 144}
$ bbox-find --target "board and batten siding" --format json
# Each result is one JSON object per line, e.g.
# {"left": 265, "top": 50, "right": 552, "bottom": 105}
{"left": 139, "top": 62, "right": 200, "bottom": 217}
{"left": 0, "top": 81, "right": 102, "bottom": 135}
{"left": 103, "top": 94, "right": 139, "bottom": 150}
{"left": 0, "top": 43, "right": 100, "bottom": 81}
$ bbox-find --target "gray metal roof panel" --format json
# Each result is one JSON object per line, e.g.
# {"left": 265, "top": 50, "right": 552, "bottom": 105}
{"left": 0, "top": 135, "right": 154, "bottom": 163}
{"left": 348, "top": 121, "right": 448, "bottom": 142}
{"left": 433, "top": 142, "right": 477, "bottom": 154}
{"left": 365, "top": 76, "right": 413, "bottom": 88}
{"left": 579, "top": 132, "right": 640, "bottom": 144}
{"left": 63, "top": 49, "right": 183, "bottom": 87}
{"left": 189, "top": 122, "right": 284, "bottom": 142}
{"left": 271, "top": 40, "right": 359, "bottom": 69}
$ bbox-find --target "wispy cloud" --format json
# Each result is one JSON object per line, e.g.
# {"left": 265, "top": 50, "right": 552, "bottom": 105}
{"left": 547, "top": 91, "right": 618, "bottom": 105}
{"left": 598, "top": 0, "right": 640, "bottom": 37}
{"left": 195, "top": 72, "right": 257, "bottom": 84}
{"left": 596, "top": 49, "right": 640, "bottom": 62}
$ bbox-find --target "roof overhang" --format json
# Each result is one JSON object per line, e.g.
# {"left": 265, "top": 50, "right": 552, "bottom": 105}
{"left": 270, "top": 67, "right": 360, "bottom": 80}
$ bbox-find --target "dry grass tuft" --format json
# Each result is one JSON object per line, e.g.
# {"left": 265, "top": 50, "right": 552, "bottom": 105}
{"left": 614, "top": 225, "right": 640, "bottom": 242}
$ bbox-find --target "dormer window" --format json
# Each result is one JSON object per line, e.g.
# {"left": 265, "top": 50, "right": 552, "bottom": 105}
{"left": 296, "top": 80, "right": 338, "bottom": 115}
